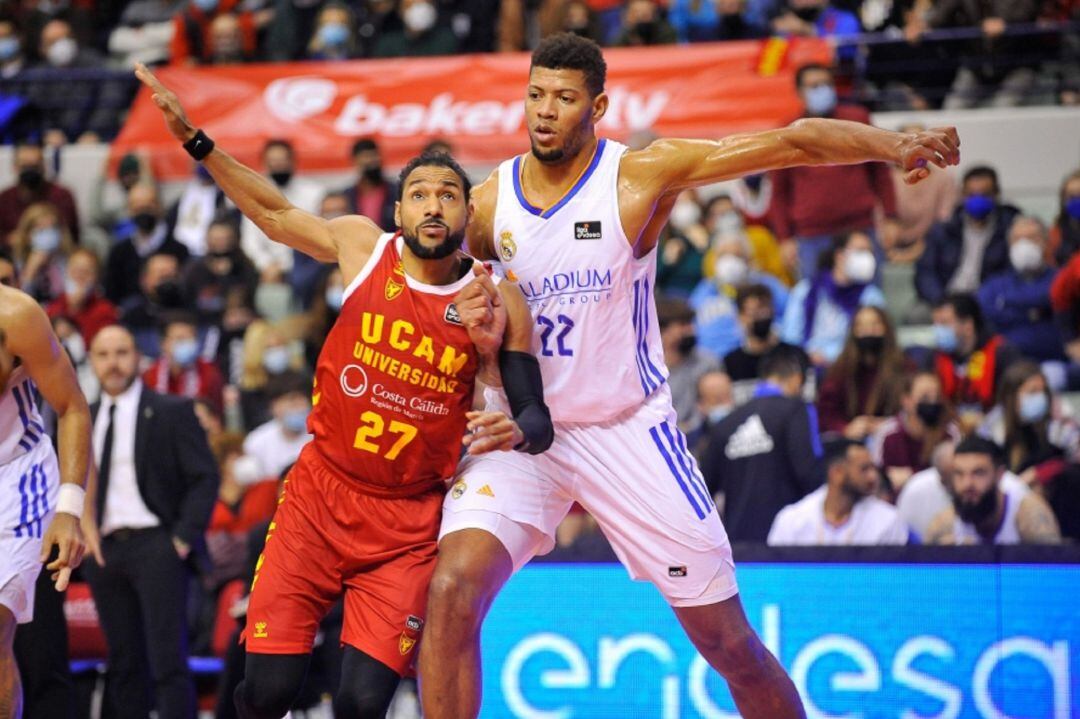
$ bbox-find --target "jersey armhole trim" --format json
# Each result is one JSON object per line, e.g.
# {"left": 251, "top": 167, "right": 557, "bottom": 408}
{"left": 342, "top": 232, "right": 394, "bottom": 304}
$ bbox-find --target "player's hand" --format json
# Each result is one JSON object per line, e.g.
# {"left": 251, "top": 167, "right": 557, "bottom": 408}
{"left": 81, "top": 511, "right": 105, "bottom": 567}
{"left": 455, "top": 263, "right": 506, "bottom": 359}
{"left": 134, "top": 62, "right": 197, "bottom": 143}
{"left": 462, "top": 410, "right": 523, "bottom": 455}
{"left": 40, "top": 512, "right": 85, "bottom": 592}
{"left": 897, "top": 126, "right": 960, "bottom": 185}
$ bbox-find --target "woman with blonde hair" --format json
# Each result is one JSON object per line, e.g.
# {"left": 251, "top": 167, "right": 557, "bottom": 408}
{"left": 8, "top": 202, "right": 76, "bottom": 302}
{"left": 238, "top": 317, "right": 308, "bottom": 429}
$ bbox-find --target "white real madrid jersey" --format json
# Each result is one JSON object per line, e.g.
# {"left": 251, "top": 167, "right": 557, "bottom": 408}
{"left": 493, "top": 138, "right": 667, "bottom": 423}
{"left": 0, "top": 366, "right": 48, "bottom": 467}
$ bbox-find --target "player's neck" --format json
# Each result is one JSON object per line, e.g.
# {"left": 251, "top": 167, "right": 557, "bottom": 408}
{"left": 401, "top": 250, "right": 464, "bottom": 287}
{"left": 522, "top": 136, "right": 599, "bottom": 199}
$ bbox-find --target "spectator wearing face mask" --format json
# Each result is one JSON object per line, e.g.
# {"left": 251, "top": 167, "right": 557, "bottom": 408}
{"left": 702, "top": 194, "right": 790, "bottom": 287}
{"left": 768, "top": 438, "right": 910, "bottom": 546}
{"left": 105, "top": 183, "right": 190, "bottom": 305}
{"left": 373, "top": 0, "right": 458, "bottom": 57}
{"left": 237, "top": 320, "right": 306, "bottom": 430}
{"left": 723, "top": 284, "right": 807, "bottom": 395}
{"left": 703, "top": 346, "right": 824, "bottom": 542}
{"left": 0, "top": 17, "right": 26, "bottom": 79}
{"left": 340, "top": 138, "right": 397, "bottom": 233}
{"left": 772, "top": 64, "right": 898, "bottom": 281}
{"left": 206, "top": 12, "right": 255, "bottom": 64}
{"left": 976, "top": 216, "right": 1063, "bottom": 362}
{"left": 613, "top": 0, "right": 678, "bottom": 46}
{"left": 8, "top": 201, "right": 74, "bottom": 302}
{"left": 243, "top": 371, "right": 313, "bottom": 482}
{"left": 119, "top": 253, "right": 189, "bottom": 358}
{"left": 686, "top": 369, "right": 735, "bottom": 457}
{"left": 925, "top": 436, "right": 1060, "bottom": 545}
{"left": 109, "top": 0, "right": 186, "bottom": 67}
{"left": 166, "top": 163, "right": 230, "bottom": 258}
{"left": 306, "top": 2, "right": 359, "bottom": 60}
{"left": 690, "top": 231, "right": 789, "bottom": 360}
{"left": 1048, "top": 168, "right": 1080, "bottom": 266}
{"left": 45, "top": 247, "right": 118, "bottom": 344}
{"left": 977, "top": 361, "right": 1080, "bottom": 486}
{"left": 781, "top": 231, "right": 885, "bottom": 367}
{"left": 88, "top": 152, "right": 154, "bottom": 256}
{"left": 0, "top": 139, "right": 79, "bottom": 244}
{"left": 869, "top": 371, "right": 960, "bottom": 492}
{"left": 916, "top": 165, "right": 1019, "bottom": 305}
{"left": 288, "top": 192, "right": 349, "bottom": 311}
{"left": 558, "top": 0, "right": 603, "bottom": 44}
{"left": 926, "top": 293, "right": 1021, "bottom": 427}
{"left": 170, "top": 0, "right": 265, "bottom": 65}
{"left": 658, "top": 299, "right": 720, "bottom": 428}
{"left": 34, "top": 18, "right": 101, "bottom": 69}
{"left": 657, "top": 191, "right": 710, "bottom": 298}
{"left": 816, "top": 305, "right": 906, "bottom": 440}
{"left": 182, "top": 218, "right": 258, "bottom": 329}
{"left": 239, "top": 139, "right": 324, "bottom": 286}
{"left": 142, "top": 311, "right": 225, "bottom": 414}
{"left": 304, "top": 266, "right": 345, "bottom": 368}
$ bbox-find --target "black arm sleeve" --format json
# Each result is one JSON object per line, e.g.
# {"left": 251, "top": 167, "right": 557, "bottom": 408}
{"left": 499, "top": 350, "right": 554, "bottom": 455}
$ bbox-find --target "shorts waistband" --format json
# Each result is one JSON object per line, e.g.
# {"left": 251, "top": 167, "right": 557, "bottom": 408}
{"left": 301, "top": 446, "right": 445, "bottom": 500}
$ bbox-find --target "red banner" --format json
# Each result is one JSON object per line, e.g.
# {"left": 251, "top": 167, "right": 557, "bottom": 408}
{"left": 113, "top": 38, "right": 831, "bottom": 180}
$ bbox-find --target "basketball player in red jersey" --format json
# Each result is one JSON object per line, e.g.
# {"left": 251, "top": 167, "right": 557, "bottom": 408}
{"left": 135, "top": 65, "right": 554, "bottom": 719}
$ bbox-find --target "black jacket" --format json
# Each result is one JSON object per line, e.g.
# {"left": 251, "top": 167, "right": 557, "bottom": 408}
{"left": 91, "top": 387, "right": 219, "bottom": 562}
{"left": 340, "top": 179, "right": 398, "bottom": 231}
{"left": 702, "top": 385, "right": 824, "bottom": 543}
{"left": 915, "top": 203, "right": 1020, "bottom": 305}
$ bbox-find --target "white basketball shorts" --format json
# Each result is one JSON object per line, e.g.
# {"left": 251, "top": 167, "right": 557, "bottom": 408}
{"left": 0, "top": 438, "right": 58, "bottom": 623}
{"left": 441, "top": 384, "right": 737, "bottom": 607}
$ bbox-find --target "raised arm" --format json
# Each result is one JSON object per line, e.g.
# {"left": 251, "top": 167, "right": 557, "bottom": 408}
{"left": 134, "top": 63, "right": 381, "bottom": 265}
{"left": 625, "top": 120, "right": 960, "bottom": 196}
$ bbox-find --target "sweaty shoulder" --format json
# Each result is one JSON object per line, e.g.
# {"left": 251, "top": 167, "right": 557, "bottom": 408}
{"left": 465, "top": 170, "right": 499, "bottom": 261}
{"left": 329, "top": 214, "right": 383, "bottom": 285}
{"left": 0, "top": 286, "right": 41, "bottom": 334}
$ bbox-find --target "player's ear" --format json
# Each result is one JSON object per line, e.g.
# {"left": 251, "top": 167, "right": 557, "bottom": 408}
{"left": 393, "top": 201, "right": 402, "bottom": 230}
{"left": 591, "top": 92, "right": 609, "bottom": 125}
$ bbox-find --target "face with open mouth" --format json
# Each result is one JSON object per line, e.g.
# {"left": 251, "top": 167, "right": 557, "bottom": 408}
{"left": 525, "top": 66, "right": 600, "bottom": 165}
{"left": 396, "top": 165, "right": 469, "bottom": 260}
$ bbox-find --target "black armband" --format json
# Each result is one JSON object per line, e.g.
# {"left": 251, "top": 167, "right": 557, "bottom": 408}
{"left": 499, "top": 349, "right": 554, "bottom": 455}
{"left": 183, "top": 129, "right": 215, "bottom": 161}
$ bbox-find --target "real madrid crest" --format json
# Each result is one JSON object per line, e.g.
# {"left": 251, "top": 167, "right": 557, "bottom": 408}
{"left": 498, "top": 231, "right": 517, "bottom": 262}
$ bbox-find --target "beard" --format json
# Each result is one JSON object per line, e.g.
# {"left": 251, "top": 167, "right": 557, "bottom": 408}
{"left": 529, "top": 123, "right": 589, "bottom": 165}
{"left": 401, "top": 220, "right": 464, "bottom": 260}
{"left": 841, "top": 477, "right": 875, "bottom": 503}
{"left": 953, "top": 487, "right": 999, "bottom": 525}
{"left": 531, "top": 143, "right": 566, "bottom": 164}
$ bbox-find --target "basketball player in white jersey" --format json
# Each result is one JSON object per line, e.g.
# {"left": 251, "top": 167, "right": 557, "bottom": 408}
{"left": 419, "top": 33, "right": 961, "bottom": 718}
{"left": 0, "top": 285, "right": 91, "bottom": 717}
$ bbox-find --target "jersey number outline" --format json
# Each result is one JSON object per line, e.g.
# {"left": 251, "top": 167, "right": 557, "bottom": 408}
{"left": 353, "top": 410, "right": 418, "bottom": 460}
{"left": 537, "top": 314, "right": 575, "bottom": 357}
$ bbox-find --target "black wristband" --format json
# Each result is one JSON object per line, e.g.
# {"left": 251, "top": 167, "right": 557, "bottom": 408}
{"left": 183, "top": 129, "right": 214, "bottom": 161}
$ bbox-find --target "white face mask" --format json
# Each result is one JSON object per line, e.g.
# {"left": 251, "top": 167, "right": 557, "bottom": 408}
{"left": 843, "top": 249, "right": 876, "bottom": 284}
{"left": 46, "top": 37, "right": 77, "bottom": 67}
{"left": 715, "top": 254, "right": 749, "bottom": 286}
{"left": 64, "top": 333, "right": 86, "bottom": 364}
{"left": 403, "top": 1, "right": 437, "bottom": 32}
{"left": 669, "top": 201, "right": 701, "bottom": 232}
{"left": 1009, "top": 238, "right": 1043, "bottom": 273}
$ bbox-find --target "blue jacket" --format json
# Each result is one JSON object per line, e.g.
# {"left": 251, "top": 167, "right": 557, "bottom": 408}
{"left": 916, "top": 204, "right": 1020, "bottom": 305}
{"left": 690, "top": 272, "right": 790, "bottom": 360}
{"left": 977, "top": 266, "right": 1064, "bottom": 361}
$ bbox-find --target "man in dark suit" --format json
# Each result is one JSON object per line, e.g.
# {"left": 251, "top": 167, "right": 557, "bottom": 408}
{"left": 83, "top": 324, "right": 219, "bottom": 719}
{"left": 702, "top": 345, "right": 825, "bottom": 543}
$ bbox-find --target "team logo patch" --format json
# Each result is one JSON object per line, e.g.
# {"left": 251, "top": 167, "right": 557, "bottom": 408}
{"left": 477, "top": 484, "right": 495, "bottom": 498}
{"left": 385, "top": 277, "right": 404, "bottom": 301}
{"left": 574, "top": 221, "right": 602, "bottom": 240}
{"left": 445, "top": 303, "right": 462, "bottom": 325}
{"left": 406, "top": 615, "right": 424, "bottom": 632}
{"left": 668, "top": 566, "right": 688, "bottom": 578}
{"left": 399, "top": 633, "right": 416, "bottom": 655}
{"left": 253, "top": 621, "right": 269, "bottom": 638}
{"left": 450, "top": 481, "right": 467, "bottom": 500}
{"left": 499, "top": 231, "right": 517, "bottom": 261}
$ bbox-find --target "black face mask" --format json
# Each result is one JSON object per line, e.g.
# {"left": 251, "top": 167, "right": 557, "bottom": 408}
{"left": 18, "top": 167, "right": 44, "bottom": 191}
{"left": 855, "top": 335, "right": 885, "bottom": 356}
{"left": 154, "top": 279, "right": 184, "bottom": 308}
{"left": 362, "top": 164, "right": 383, "bottom": 184}
{"left": 270, "top": 171, "right": 293, "bottom": 188}
{"left": 793, "top": 6, "right": 821, "bottom": 22}
{"left": 915, "top": 401, "right": 944, "bottom": 427}
{"left": 676, "top": 334, "right": 697, "bottom": 356}
{"left": 749, "top": 317, "right": 773, "bottom": 340}
{"left": 132, "top": 212, "right": 158, "bottom": 235}
{"left": 634, "top": 20, "right": 657, "bottom": 42}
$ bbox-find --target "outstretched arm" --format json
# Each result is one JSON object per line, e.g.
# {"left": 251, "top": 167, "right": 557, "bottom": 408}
{"left": 627, "top": 120, "right": 960, "bottom": 195}
{"left": 134, "top": 63, "right": 381, "bottom": 264}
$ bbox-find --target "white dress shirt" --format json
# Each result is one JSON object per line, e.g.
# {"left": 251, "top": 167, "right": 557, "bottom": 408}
{"left": 94, "top": 380, "right": 160, "bottom": 535}
{"left": 240, "top": 178, "right": 325, "bottom": 272}
{"left": 242, "top": 418, "right": 311, "bottom": 482}
{"left": 768, "top": 486, "right": 910, "bottom": 546}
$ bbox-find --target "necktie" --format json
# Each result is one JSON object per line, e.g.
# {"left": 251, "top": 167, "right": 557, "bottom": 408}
{"left": 95, "top": 403, "right": 116, "bottom": 523}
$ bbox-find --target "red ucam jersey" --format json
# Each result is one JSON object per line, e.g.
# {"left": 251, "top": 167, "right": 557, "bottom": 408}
{"left": 309, "top": 232, "right": 484, "bottom": 497}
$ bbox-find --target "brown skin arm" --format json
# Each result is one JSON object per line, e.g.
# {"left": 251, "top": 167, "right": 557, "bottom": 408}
{"left": 620, "top": 120, "right": 960, "bottom": 255}
{"left": 1015, "top": 493, "right": 1062, "bottom": 544}
{"left": 464, "top": 171, "right": 499, "bottom": 262}
{"left": 134, "top": 63, "right": 381, "bottom": 280}
{"left": 1, "top": 287, "right": 89, "bottom": 587}
{"left": 923, "top": 508, "right": 957, "bottom": 545}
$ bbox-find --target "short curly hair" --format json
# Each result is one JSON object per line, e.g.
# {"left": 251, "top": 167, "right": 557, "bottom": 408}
{"left": 531, "top": 32, "right": 607, "bottom": 98}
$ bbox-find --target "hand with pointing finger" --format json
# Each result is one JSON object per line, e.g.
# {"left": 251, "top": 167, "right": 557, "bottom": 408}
{"left": 455, "top": 262, "right": 506, "bottom": 359}
{"left": 134, "top": 62, "right": 197, "bottom": 143}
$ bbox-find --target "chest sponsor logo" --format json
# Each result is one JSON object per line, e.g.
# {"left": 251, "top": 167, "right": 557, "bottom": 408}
{"left": 499, "top": 231, "right": 517, "bottom": 261}
{"left": 574, "top": 221, "right": 602, "bottom": 240}
{"left": 520, "top": 268, "right": 614, "bottom": 305}
{"left": 340, "top": 364, "right": 369, "bottom": 397}
{"left": 445, "top": 303, "right": 462, "bottom": 325}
